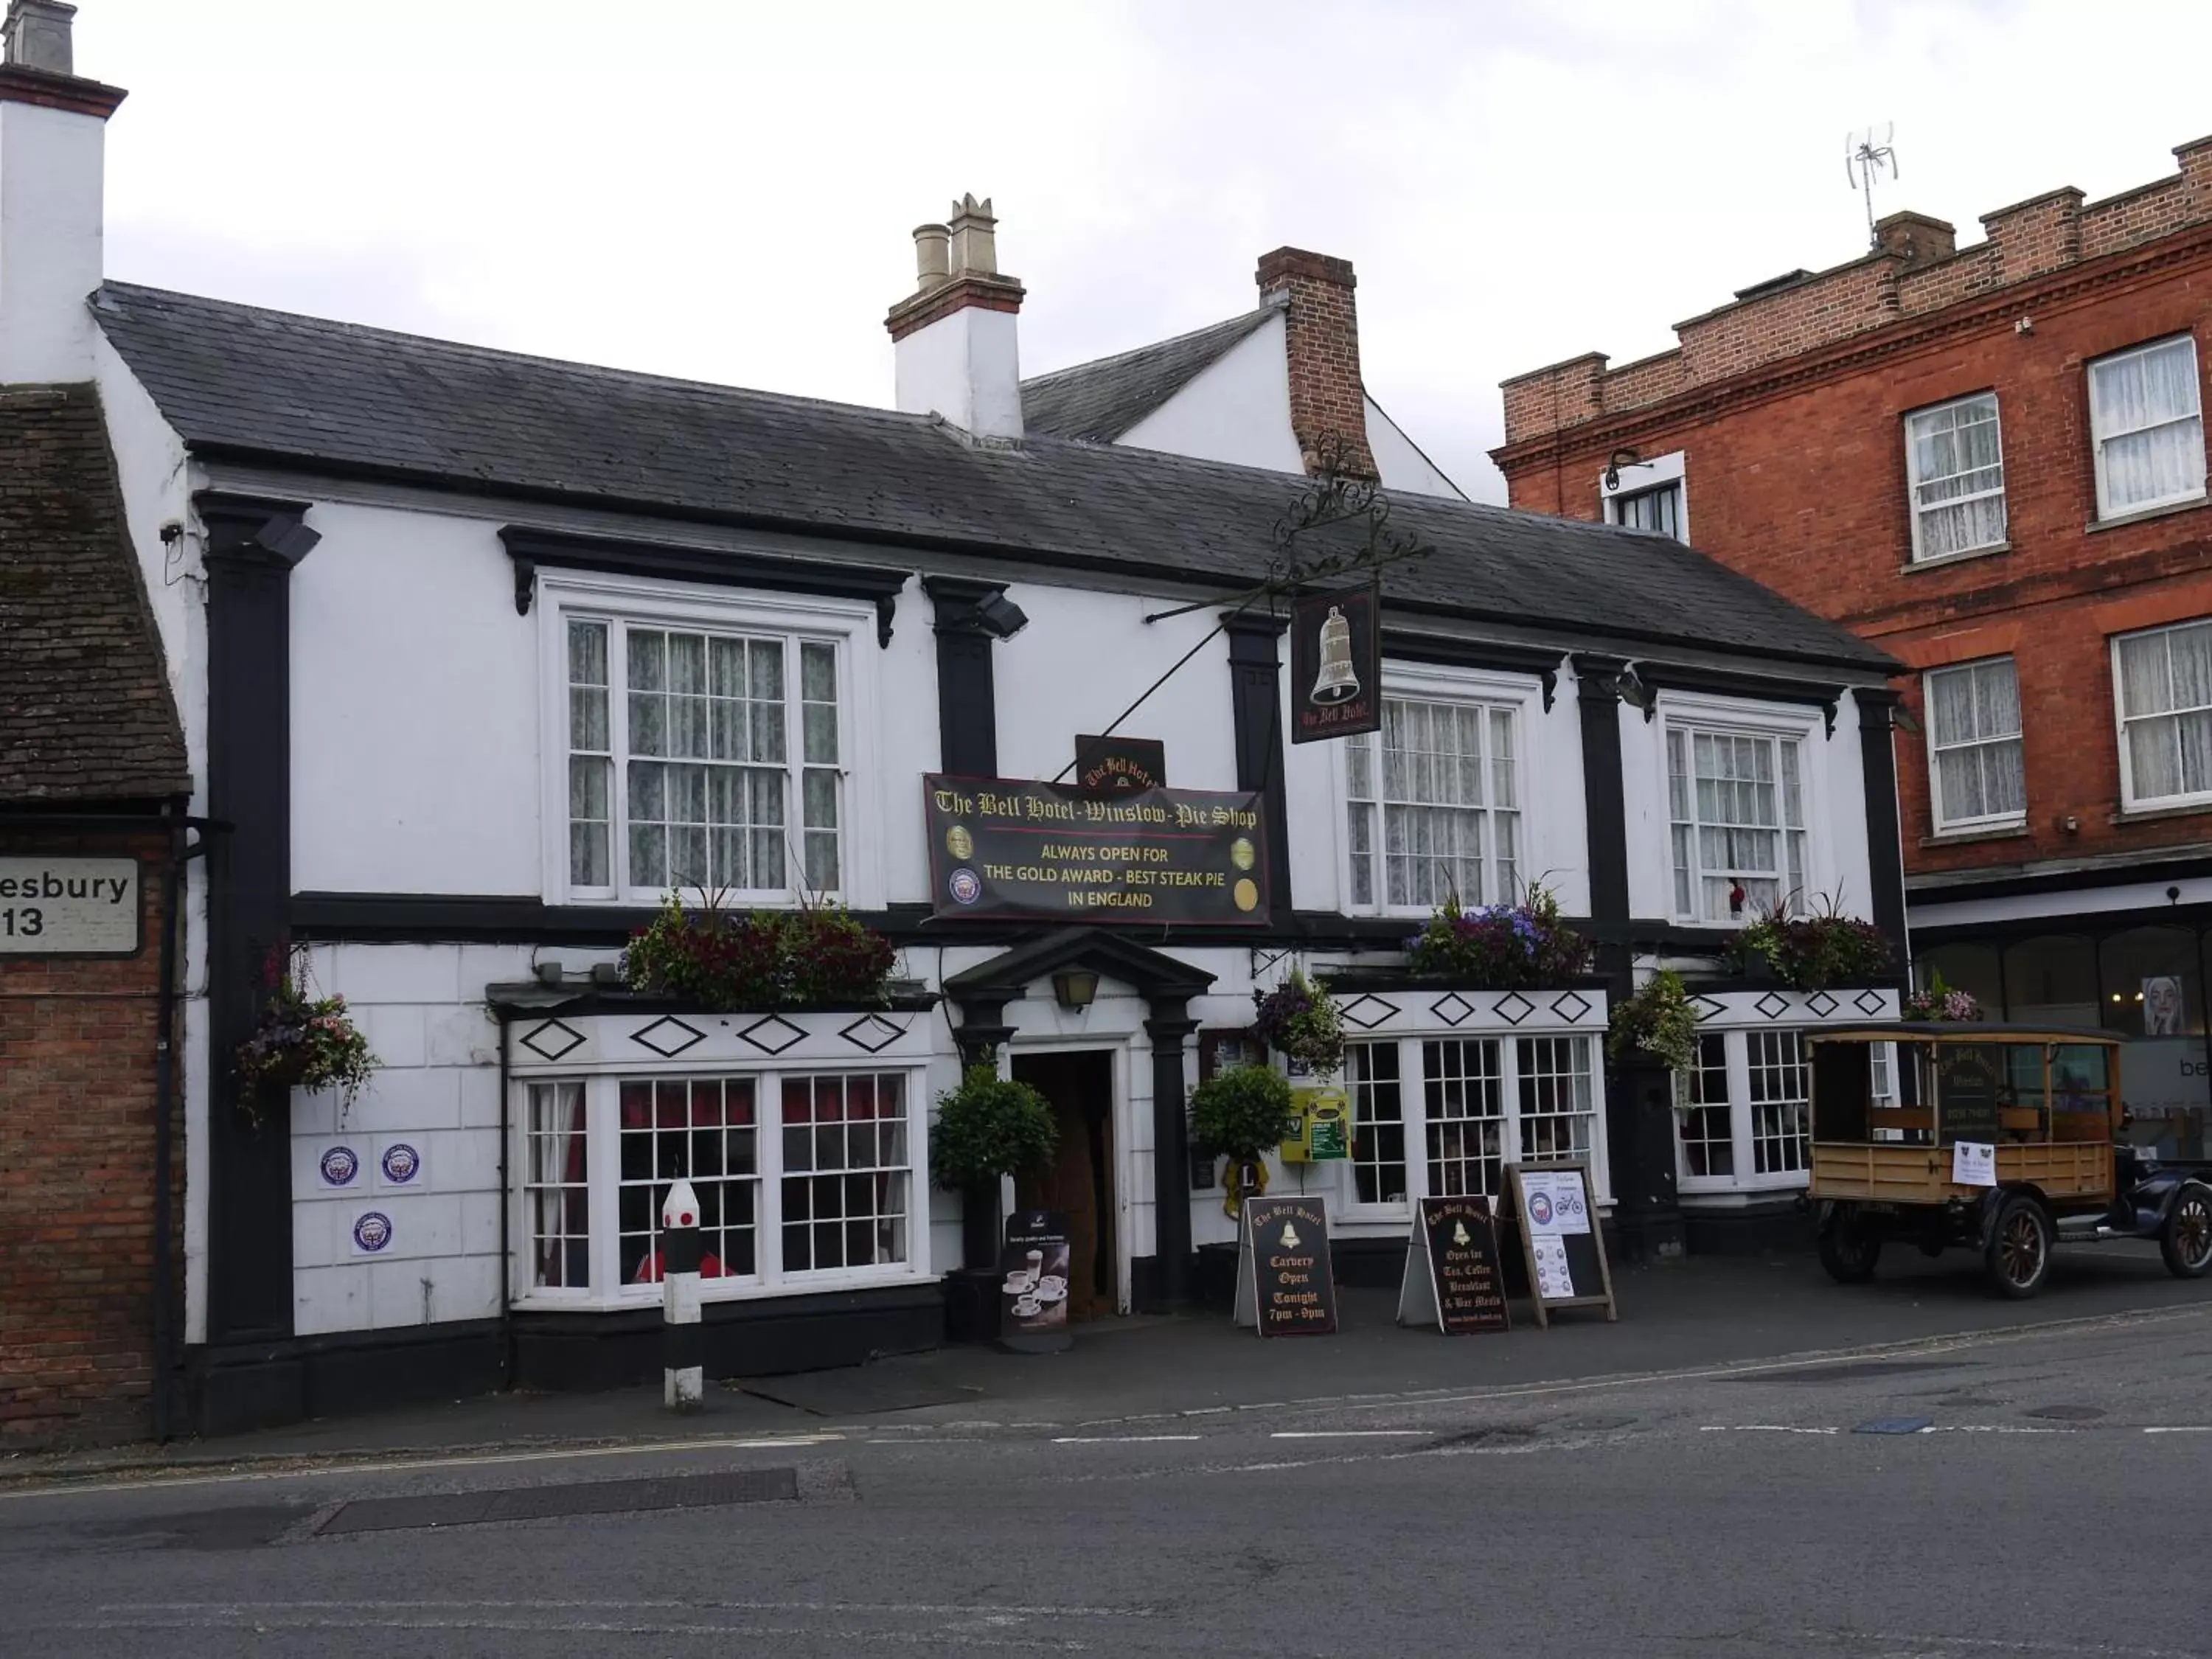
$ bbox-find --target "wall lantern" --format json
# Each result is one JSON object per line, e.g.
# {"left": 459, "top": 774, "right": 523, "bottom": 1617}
{"left": 1602, "top": 448, "right": 1644, "bottom": 492}
{"left": 1051, "top": 969, "right": 1100, "bottom": 1011}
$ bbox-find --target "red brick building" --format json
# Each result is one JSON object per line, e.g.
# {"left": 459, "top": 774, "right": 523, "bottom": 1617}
{"left": 1493, "top": 137, "right": 2212, "bottom": 1160}
{"left": 0, "top": 380, "right": 192, "bottom": 1447}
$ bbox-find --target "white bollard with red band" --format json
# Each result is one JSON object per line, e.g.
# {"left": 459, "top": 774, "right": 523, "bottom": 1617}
{"left": 661, "top": 1178, "right": 704, "bottom": 1411}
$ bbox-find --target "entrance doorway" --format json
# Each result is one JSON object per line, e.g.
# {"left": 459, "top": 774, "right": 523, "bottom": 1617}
{"left": 1010, "top": 1051, "right": 1118, "bottom": 1321}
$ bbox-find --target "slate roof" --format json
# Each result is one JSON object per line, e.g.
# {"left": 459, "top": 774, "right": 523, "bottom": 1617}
{"left": 0, "top": 383, "right": 190, "bottom": 803}
{"left": 1020, "top": 303, "right": 1279, "bottom": 442}
{"left": 91, "top": 282, "right": 1893, "bottom": 675}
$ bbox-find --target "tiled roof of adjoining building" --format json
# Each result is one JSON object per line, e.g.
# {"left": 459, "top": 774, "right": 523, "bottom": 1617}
{"left": 1019, "top": 304, "right": 1280, "bottom": 442}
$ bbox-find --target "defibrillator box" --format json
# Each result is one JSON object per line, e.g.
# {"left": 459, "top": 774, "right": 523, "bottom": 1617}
{"left": 1279, "top": 1087, "right": 1350, "bottom": 1164}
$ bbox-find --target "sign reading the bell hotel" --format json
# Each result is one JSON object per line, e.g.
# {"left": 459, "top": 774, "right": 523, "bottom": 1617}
{"left": 0, "top": 856, "right": 142, "bottom": 956}
{"left": 1289, "top": 585, "right": 1380, "bottom": 744}
{"left": 925, "top": 775, "right": 1269, "bottom": 925}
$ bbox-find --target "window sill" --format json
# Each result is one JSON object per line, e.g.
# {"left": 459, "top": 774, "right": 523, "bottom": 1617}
{"left": 1901, "top": 542, "right": 2011, "bottom": 574}
{"left": 2110, "top": 799, "right": 2212, "bottom": 827}
{"left": 2088, "top": 494, "right": 2211, "bottom": 534}
{"left": 1920, "top": 823, "right": 2031, "bottom": 848}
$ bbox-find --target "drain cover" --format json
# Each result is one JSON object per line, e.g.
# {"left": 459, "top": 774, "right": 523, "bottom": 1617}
{"left": 317, "top": 1467, "right": 799, "bottom": 1536}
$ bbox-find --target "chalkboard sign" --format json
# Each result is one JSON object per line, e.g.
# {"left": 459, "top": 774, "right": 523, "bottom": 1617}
{"left": 1397, "top": 1196, "right": 1510, "bottom": 1335}
{"left": 1506, "top": 1163, "right": 1615, "bottom": 1328}
{"left": 1936, "top": 1043, "right": 2006, "bottom": 1146}
{"left": 999, "top": 1209, "right": 1073, "bottom": 1354}
{"left": 1234, "top": 1195, "right": 1338, "bottom": 1336}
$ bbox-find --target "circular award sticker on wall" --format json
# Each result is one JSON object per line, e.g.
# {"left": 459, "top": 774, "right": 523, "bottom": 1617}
{"left": 380, "top": 1142, "right": 422, "bottom": 1186}
{"left": 319, "top": 1145, "right": 360, "bottom": 1188}
{"left": 352, "top": 1211, "right": 394, "bottom": 1254}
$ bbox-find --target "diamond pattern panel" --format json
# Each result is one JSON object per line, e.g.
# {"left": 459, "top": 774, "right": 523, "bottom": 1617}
{"left": 1338, "top": 995, "right": 1399, "bottom": 1031}
{"left": 839, "top": 1014, "right": 907, "bottom": 1055}
{"left": 1549, "top": 992, "right": 1593, "bottom": 1023}
{"left": 1690, "top": 995, "right": 1725, "bottom": 1023}
{"left": 1754, "top": 992, "right": 1791, "bottom": 1021}
{"left": 737, "top": 1015, "right": 807, "bottom": 1056}
{"left": 1854, "top": 990, "right": 1888, "bottom": 1015}
{"left": 1805, "top": 992, "right": 1838, "bottom": 1019}
{"left": 1430, "top": 994, "right": 1477, "bottom": 1029}
{"left": 520, "top": 1019, "right": 585, "bottom": 1062}
{"left": 630, "top": 1016, "right": 706, "bottom": 1058}
{"left": 1495, "top": 992, "right": 1535, "bottom": 1026}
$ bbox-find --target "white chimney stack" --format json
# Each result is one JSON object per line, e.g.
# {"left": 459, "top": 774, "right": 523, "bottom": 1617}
{"left": 885, "top": 192, "right": 1025, "bottom": 443}
{"left": 0, "top": 0, "right": 125, "bottom": 384}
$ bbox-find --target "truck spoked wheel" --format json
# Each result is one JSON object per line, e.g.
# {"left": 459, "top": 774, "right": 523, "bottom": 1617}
{"left": 1818, "top": 1213, "right": 1882, "bottom": 1284}
{"left": 2160, "top": 1182, "right": 2212, "bottom": 1279}
{"left": 1986, "top": 1196, "right": 2051, "bottom": 1299}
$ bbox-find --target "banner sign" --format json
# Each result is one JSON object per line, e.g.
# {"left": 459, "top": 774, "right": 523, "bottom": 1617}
{"left": 1234, "top": 1195, "right": 1339, "bottom": 1336}
{"left": 925, "top": 774, "right": 1269, "bottom": 925}
{"left": 1397, "top": 1195, "right": 1511, "bottom": 1335}
{"left": 1074, "top": 734, "right": 1166, "bottom": 795}
{"left": 1507, "top": 1163, "right": 1616, "bottom": 1328}
{"left": 0, "top": 856, "right": 142, "bottom": 956}
{"left": 1289, "top": 585, "right": 1381, "bottom": 745}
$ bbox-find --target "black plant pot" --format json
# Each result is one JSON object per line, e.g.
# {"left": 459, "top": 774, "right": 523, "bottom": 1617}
{"left": 943, "top": 1267, "right": 1004, "bottom": 1344}
{"left": 1194, "top": 1241, "right": 1239, "bottom": 1312}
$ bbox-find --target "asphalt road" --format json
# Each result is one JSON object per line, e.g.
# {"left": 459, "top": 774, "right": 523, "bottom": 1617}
{"left": 6, "top": 1298, "right": 2212, "bottom": 1658}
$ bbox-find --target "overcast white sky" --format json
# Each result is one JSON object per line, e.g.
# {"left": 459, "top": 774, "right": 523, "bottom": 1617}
{"left": 76, "top": 1, "right": 2212, "bottom": 502}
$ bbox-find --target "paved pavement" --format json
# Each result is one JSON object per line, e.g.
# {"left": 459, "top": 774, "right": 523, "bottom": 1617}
{"left": 10, "top": 1242, "right": 2208, "bottom": 1483}
{"left": 3, "top": 1259, "right": 2211, "bottom": 1657}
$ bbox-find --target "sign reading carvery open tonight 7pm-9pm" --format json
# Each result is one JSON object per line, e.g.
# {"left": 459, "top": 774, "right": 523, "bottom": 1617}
{"left": 924, "top": 775, "right": 1270, "bottom": 925}
{"left": 0, "top": 857, "right": 142, "bottom": 956}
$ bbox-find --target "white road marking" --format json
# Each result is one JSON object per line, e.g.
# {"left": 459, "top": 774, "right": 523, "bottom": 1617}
{"left": 1702, "top": 1423, "right": 2069, "bottom": 1436}
{"left": 1049, "top": 1435, "right": 1203, "bottom": 1444}
{"left": 71, "top": 1617, "right": 1088, "bottom": 1649}
{"left": 1269, "top": 1430, "right": 1427, "bottom": 1439}
{"left": 100, "top": 1599, "right": 1152, "bottom": 1618}
{"left": 1701, "top": 1425, "right": 1842, "bottom": 1435}
{"left": 2143, "top": 1425, "right": 2212, "bottom": 1433}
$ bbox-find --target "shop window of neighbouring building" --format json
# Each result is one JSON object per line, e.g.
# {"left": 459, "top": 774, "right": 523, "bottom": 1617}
{"left": 1346, "top": 692, "right": 1524, "bottom": 912}
{"left": 518, "top": 1068, "right": 920, "bottom": 1307}
{"left": 2088, "top": 335, "right": 2206, "bottom": 521}
{"left": 1905, "top": 392, "right": 2007, "bottom": 560}
{"left": 1666, "top": 723, "right": 1809, "bottom": 924}
{"left": 2112, "top": 618, "right": 2212, "bottom": 811}
{"left": 1343, "top": 1033, "right": 1604, "bottom": 1219}
{"left": 1924, "top": 658, "right": 2025, "bottom": 832}
{"left": 542, "top": 575, "right": 882, "bottom": 908}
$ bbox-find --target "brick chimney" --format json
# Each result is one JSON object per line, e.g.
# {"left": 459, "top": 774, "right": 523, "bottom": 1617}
{"left": 1872, "top": 210, "right": 1957, "bottom": 271}
{"left": 0, "top": 0, "right": 125, "bottom": 384}
{"left": 886, "top": 193, "right": 1026, "bottom": 442}
{"left": 1256, "top": 247, "right": 1375, "bottom": 480}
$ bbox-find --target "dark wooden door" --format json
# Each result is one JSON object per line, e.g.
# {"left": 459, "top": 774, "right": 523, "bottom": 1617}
{"left": 1012, "top": 1051, "right": 1116, "bottom": 1321}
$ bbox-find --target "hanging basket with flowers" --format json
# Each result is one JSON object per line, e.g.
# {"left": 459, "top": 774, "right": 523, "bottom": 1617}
{"left": 1607, "top": 968, "right": 1702, "bottom": 1076}
{"left": 1403, "top": 883, "right": 1593, "bottom": 990}
{"left": 1722, "top": 901, "right": 1893, "bottom": 992}
{"left": 234, "top": 944, "right": 378, "bottom": 1126}
{"left": 1251, "top": 970, "right": 1346, "bottom": 1075}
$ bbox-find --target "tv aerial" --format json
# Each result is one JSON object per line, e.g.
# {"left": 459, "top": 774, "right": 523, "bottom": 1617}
{"left": 1846, "top": 123, "right": 1898, "bottom": 246}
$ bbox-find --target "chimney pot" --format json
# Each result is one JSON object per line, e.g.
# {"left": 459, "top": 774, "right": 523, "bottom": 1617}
{"left": 914, "top": 223, "right": 950, "bottom": 291}
{"left": 3, "top": 0, "right": 74, "bottom": 73}
{"left": 948, "top": 193, "right": 998, "bottom": 276}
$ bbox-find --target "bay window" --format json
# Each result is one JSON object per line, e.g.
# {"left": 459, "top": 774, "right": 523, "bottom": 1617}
{"left": 2113, "top": 618, "right": 2212, "bottom": 810}
{"left": 1905, "top": 392, "right": 2006, "bottom": 560}
{"left": 1672, "top": 1029, "right": 1815, "bottom": 1193}
{"left": 1667, "top": 724, "right": 1808, "bottom": 923}
{"left": 1346, "top": 695, "right": 1522, "bottom": 911}
{"left": 2088, "top": 335, "right": 2205, "bottom": 521}
{"left": 519, "top": 1067, "right": 918, "bottom": 1304}
{"left": 1925, "top": 657, "right": 2025, "bottom": 831}
{"left": 1343, "top": 1032, "right": 1604, "bottom": 1217}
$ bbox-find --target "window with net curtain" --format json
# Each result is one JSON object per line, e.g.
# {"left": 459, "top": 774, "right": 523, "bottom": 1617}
{"left": 1924, "top": 657, "right": 2025, "bottom": 830}
{"left": 2115, "top": 618, "right": 2212, "bottom": 808}
{"left": 1346, "top": 697, "right": 1520, "bottom": 910}
{"left": 1666, "top": 726, "right": 1807, "bottom": 923}
{"left": 2089, "top": 335, "right": 2206, "bottom": 521}
{"left": 1905, "top": 392, "right": 2006, "bottom": 560}
{"left": 566, "top": 618, "right": 842, "bottom": 902}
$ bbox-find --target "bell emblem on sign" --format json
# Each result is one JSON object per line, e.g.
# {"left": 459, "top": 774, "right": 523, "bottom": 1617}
{"left": 1310, "top": 605, "right": 1360, "bottom": 704}
{"left": 1452, "top": 1220, "right": 1472, "bottom": 1247}
{"left": 1279, "top": 1221, "right": 1303, "bottom": 1249}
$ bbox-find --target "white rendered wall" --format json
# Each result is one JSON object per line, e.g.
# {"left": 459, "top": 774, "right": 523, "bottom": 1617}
{"left": 895, "top": 305, "right": 1023, "bottom": 441}
{"left": 1364, "top": 396, "right": 1462, "bottom": 500}
{"left": 0, "top": 100, "right": 103, "bottom": 383}
{"left": 1116, "top": 316, "right": 1304, "bottom": 474}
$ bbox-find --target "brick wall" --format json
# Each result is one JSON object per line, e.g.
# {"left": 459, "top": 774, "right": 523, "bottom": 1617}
{"left": 1257, "top": 247, "right": 1377, "bottom": 479}
{"left": 1493, "top": 241, "right": 2212, "bottom": 885}
{"left": 0, "top": 824, "right": 175, "bottom": 1447}
{"left": 1498, "top": 134, "right": 2212, "bottom": 447}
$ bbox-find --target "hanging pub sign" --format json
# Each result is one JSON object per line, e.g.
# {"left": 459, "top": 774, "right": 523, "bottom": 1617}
{"left": 1289, "top": 585, "right": 1380, "bottom": 745}
{"left": 1234, "top": 1195, "right": 1339, "bottom": 1336}
{"left": 925, "top": 774, "right": 1269, "bottom": 925}
{"left": 1506, "top": 1162, "right": 1616, "bottom": 1328}
{"left": 1074, "top": 734, "right": 1166, "bottom": 795}
{"left": 1397, "top": 1195, "right": 1511, "bottom": 1335}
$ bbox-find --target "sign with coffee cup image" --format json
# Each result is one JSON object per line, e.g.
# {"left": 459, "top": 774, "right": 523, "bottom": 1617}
{"left": 1000, "top": 1209, "right": 1071, "bottom": 1335}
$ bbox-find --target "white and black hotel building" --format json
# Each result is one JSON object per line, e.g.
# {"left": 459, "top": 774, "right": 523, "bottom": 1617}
{"left": 4, "top": 13, "right": 1906, "bottom": 1433}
